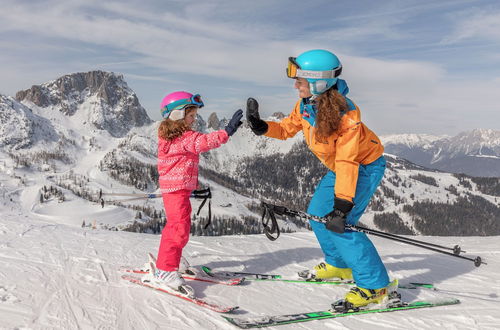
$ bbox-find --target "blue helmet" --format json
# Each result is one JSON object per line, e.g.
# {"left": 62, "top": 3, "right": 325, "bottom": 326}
{"left": 287, "top": 49, "right": 342, "bottom": 95}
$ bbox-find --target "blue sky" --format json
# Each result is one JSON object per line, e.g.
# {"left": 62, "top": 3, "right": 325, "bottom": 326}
{"left": 1, "top": 0, "right": 499, "bottom": 135}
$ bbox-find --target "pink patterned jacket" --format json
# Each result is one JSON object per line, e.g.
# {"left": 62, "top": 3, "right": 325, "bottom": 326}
{"left": 158, "top": 130, "right": 229, "bottom": 193}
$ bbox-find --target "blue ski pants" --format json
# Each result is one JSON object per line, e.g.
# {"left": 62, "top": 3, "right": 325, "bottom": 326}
{"left": 307, "top": 156, "right": 389, "bottom": 289}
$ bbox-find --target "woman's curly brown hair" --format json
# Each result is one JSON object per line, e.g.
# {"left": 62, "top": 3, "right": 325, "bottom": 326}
{"left": 158, "top": 106, "right": 196, "bottom": 140}
{"left": 314, "top": 88, "right": 349, "bottom": 142}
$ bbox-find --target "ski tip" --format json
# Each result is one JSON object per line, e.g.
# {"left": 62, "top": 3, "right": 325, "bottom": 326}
{"left": 224, "top": 306, "right": 241, "bottom": 313}
{"left": 408, "top": 282, "right": 435, "bottom": 289}
{"left": 201, "top": 265, "right": 212, "bottom": 272}
{"left": 122, "top": 274, "right": 139, "bottom": 280}
{"left": 411, "top": 298, "right": 461, "bottom": 307}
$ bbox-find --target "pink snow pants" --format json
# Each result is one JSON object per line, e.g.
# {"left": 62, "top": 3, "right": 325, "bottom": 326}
{"left": 156, "top": 189, "right": 192, "bottom": 271}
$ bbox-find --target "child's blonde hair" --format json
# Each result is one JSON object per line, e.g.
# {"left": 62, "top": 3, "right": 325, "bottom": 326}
{"left": 158, "top": 106, "right": 197, "bottom": 140}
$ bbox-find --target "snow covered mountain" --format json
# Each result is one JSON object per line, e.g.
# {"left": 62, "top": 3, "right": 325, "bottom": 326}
{"left": 381, "top": 129, "right": 500, "bottom": 177}
{"left": 0, "top": 71, "right": 498, "bottom": 237}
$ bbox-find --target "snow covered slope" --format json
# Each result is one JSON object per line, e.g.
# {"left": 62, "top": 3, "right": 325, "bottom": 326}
{"left": 0, "top": 207, "right": 498, "bottom": 329}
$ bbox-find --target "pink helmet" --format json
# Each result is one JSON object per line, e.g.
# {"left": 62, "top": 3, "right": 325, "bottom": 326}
{"left": 160, "top": 91, "right": 204, "bottom": 120}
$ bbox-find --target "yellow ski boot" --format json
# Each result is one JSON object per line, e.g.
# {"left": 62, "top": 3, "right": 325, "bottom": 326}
{"left": 337, "top": 280, "right": 399, "bottom": 311}
{"left": 298, "top": 262, "right": 353, "bottom": 281}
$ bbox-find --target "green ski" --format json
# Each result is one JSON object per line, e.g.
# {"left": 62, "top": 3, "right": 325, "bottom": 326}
{"left": 200, "top": 266, "right": 434, "bottom": 289}
{"left": 222, "top": 298, "right": 460, "bottom": 328}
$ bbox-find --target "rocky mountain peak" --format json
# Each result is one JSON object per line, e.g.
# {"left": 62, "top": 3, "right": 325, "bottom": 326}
{"left": 207, "top": 112, "right": 221, "bottom": 130}
{"left": 271, "top": 112, "right": 286, "bottom": 120}
{"left": 192, "top": 114, "right": 207, "bottom": 133}
{"left": 15, "top": 71, "right": 152, "bottom": 137}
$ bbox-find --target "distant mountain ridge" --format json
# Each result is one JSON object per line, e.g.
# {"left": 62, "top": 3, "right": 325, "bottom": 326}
{"left": 381, "top": 129, "right": 500, "bottom": 177}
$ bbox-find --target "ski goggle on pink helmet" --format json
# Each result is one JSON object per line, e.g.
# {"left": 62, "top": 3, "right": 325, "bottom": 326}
{"left": 160, "top": 91, "right": 204, "bottom": 120}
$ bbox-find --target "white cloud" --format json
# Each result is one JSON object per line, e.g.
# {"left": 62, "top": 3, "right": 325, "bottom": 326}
{"left": 1, "top": 0, "right": 499, "bottom": 135}
{"left": 443, "top": 10, "right": 500, "bottom": 44}
{"left": 0, "top": 1, "right": 295, "bottom": 87}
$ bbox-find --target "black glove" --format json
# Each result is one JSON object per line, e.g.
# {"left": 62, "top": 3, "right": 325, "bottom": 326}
{"left": 246, "top": 98, "right": 268, "bottom": 135}
{"left": 224, "top": 109, "right": 243, "bottom": 136}
{"left": 324, "top": 197, "right": 354, "bottom": 233}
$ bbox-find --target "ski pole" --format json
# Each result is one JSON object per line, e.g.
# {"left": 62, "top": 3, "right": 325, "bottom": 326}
{"left": 98, "top": 188, "right": 213, "bottom": 228}
{"left": 260, "top": 201, "right": 486, "bottom": 267}
{"left": 262, "top": 201, "right": 463, "bottom": 253}
{"left": 98, "top": 188, "right": 211, "bottom": 202}
{"left": 349, "top": 225, "right": 485, "bottom": 267}
{"left": 350, "top": 224, "right": 465, "bottom": 255}
{"left": 98, "top": 189, "right": 161, "bottom": 200}
{"left": 104, "top": 196, "right": 158, "bottom": 203}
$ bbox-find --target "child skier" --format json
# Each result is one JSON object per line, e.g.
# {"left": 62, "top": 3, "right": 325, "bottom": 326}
{"left": 152, "top": 91, "right": 243, "bottom": 297}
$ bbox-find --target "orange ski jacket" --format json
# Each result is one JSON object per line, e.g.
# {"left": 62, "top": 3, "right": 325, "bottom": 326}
{"left": 264, "top": 99, "right": 384, "bottom": 202}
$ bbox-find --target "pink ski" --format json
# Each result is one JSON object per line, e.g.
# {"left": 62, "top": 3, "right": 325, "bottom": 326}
{"left": 122, "top": 274, "right": 239, "bottom": 313}
{"left": 120, "top": 267, "right": 245, "bottom": 286}
{"left": 120, "top": 252, "right": 245, "bottom": 286}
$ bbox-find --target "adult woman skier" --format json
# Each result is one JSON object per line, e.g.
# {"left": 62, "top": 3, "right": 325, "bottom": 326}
{"left": 246, "top": 49, "right": 391, "bottom": 308}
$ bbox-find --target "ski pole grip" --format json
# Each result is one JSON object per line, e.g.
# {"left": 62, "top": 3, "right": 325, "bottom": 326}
{"left": 272, "top": 205, "right": 288, "bottom": 216}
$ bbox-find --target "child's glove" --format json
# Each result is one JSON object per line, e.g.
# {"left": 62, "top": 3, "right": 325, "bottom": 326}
{"left": 225, "top": 109, "right": 243, "bottom": 136}
{"left": 246, "top": 98, "right": 268, "bottom": 135}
